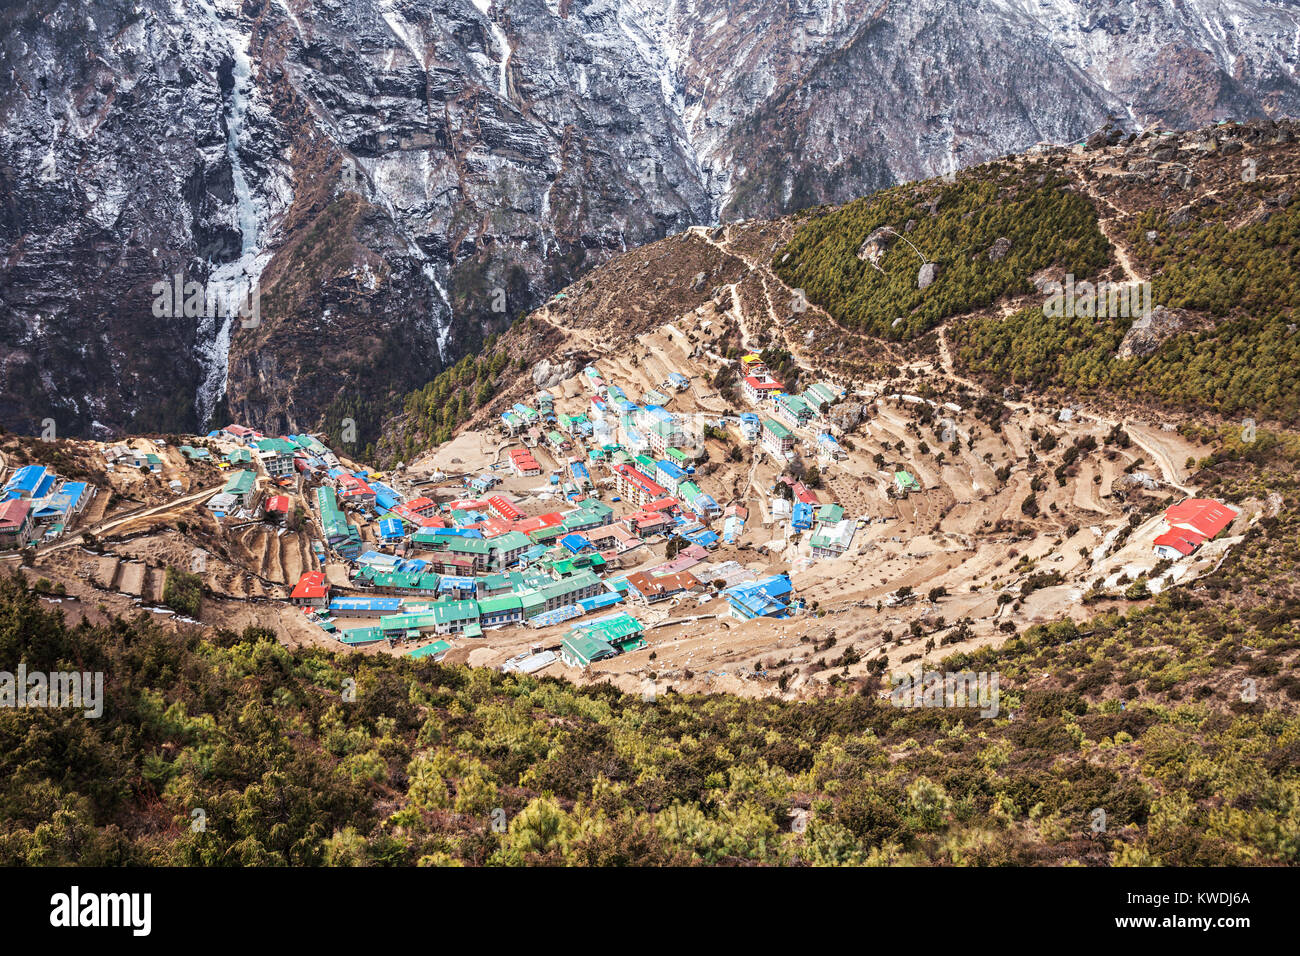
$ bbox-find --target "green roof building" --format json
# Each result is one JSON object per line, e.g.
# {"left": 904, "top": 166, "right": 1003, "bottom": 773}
{"left": 223, "top": 469, "right": 256, "bottom": 501}
{"left": 803, "top": 382, "right": 840, "bottom": 410}
{"left": 562, "top": 499, "right": 613, "bottom": 532}
{"left": 561, "top": 633, "right": 618, "bottom": 668}
{"left": 407, "top": 640, "right": 451, "bottom": 659}
{"left": 339, "top": 627, "right": 385, "bottom": 645}
{"left": 817, "top": 503, "right": 845, "bottom": 524}
{"left": 380, "top": 611, "right": 439, "bottom": 636}
{"left": 575, "top": 612, "right": 644, "bottom": 649}
{"left": 368, "top": 570, "right": 441, "bottom": 594}
{"left": 477, "top": 594, "right": 524, "bottom": 627}
{"left": 432, "top": 599, "right": 480, "bottom": 633}
{"left": 894, "top": 470, "right": 920, "bottom": 494}
{"left": 761, "top": 418, "right": 795, "bottom": 456}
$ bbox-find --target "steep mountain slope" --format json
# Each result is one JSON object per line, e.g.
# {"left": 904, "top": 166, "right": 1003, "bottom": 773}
{"left": 397, "top": 119, "right": 1300, "bottom": 459}
{"left": 3, "top": 0, "right": 1299, "bottom": 442}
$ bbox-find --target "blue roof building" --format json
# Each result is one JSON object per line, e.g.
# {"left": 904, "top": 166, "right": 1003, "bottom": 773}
{"left": 371, "top": 481, "right": 402, "bottom": 512}
{"left": 724, "top": 574, "right": 794, "bottom": 620}
{"left": 330, "top": 597, "right": 403, "bottom": 615}
{"left": 560, "top": 533, "right": 593, "bottom": 554}
{"left": 61, "top": 482, "right": 88, "bottom": 511}
{"left": 654, "top": 459, "right": 686, "bottom": 494}
{"left": 438, "top": 575, "right": 477, "bottom": 597}
{"left": 577, "top": 591, "right": 624, "bottom": 613}
{"left": 3, "top": 465, "right": 55, "bottom": 501}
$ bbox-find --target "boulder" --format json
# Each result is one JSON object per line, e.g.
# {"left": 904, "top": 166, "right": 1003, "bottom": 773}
{"left": 531, "top": 357, "right": 576, "bottom": 389}
{"left": 829, "top": 401, "right": 867, "bottom": 433}
{"left": 987, "top": 237, "right": 1012, "bottom": 262}
{"left": 857, "top": 226, "right": 896, "bottom": 265}
{"left": 1117, "top": 306, "right": 1186, "bottom": 359}
{"left": 917, "top": 261, "right": 940, "bottom": 289}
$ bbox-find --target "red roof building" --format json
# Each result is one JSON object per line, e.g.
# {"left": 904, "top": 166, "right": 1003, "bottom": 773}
{"left": 479, "top": 516, "right": 516, "bottom": 538}
{"left": 742, "top": 375, "right": 784, "bottom": 405}
{"left": 338, "top": 475, "right": 375, "bottom": 500}
{"left": 405, "top": 496, "right": 437, "bottom": 517}
{"left": 488, "top": 495, "right": 522, "bottom": 521}
{"left": 642, "top": 497, "right": 681, "bottom": 514}
{"left": 264, "top": 495, "right": 291, "bottom": 514}
{"left": 514, "top": 512, "right": 564, "bottom": 535}
{"left": 1153, "top": 529, "right": 1206, "bottom": 558}
{"left": 1165, "top": 499, "right": 1237, "bottom": 540}
{"left": 623, "top": 511, "right": 672, "bottom": 533}
{"left": 613, "top": 464, "right": 667, "bottom": 507}
{"left": 508, "top": 447, "right": 542, "bottom": 476}
{"left": 625, "top": 570, "right": 700, "bottom": 604}
{"left": 780, "top": 476, "right": 819, "bottom": 504}
{"left": 290, "top": 570, "right": 330, "bottom": 607}
{"left": 0, "top": 499, "right": 32, "bottom": 546}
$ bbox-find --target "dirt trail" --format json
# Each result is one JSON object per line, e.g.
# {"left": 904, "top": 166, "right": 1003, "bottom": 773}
{"left": 1124, "top": 422, "right": 1194, "bottom": 495}
{"left": 36, "top": 482, "right": 225, "bottom": 556}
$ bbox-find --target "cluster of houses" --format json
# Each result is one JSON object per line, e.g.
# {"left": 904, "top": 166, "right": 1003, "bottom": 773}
{"left": 197, "top": 425, "right": 392, "bottom": 522}
{"left": 731, "top": 355, "right": 847, "bottom": 466}
{"left": 103, "top": 443, "right": 166, "bottom": 474}
{"left": 502, "top": 357, "right": 849, "bottom": 508}
{"left": 202, "top": 355, "right": 820, "bottom": 661}
{"left": 0, "top": 465, "right": 95, "bottom": 549}
{"left": 215, "top": 426, "right": 340, "bottom": 480}
{"left": 291, "top": 455, "right": 798, "bottom": 653}
{"left": 770, "top": 477, "right": 859, "bottom": 560}
{"left": 508, "top": 357, "right": 856, "bottom": 570}
{"left": 265, "top": 358, "right": 811, "bottom": 660}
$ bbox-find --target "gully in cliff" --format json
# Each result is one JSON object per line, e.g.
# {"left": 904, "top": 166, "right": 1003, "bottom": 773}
{"left": 151, "top": 273, "right": 261, "bottom": 328}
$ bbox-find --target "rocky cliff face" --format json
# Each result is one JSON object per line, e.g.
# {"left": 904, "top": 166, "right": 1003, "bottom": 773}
{"left": 3, "top": 0, "right": 1298, "bottom": 441}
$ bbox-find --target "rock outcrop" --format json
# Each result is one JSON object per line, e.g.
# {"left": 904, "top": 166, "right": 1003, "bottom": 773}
{"left": 3, "top": 0, "right": 1298, "bottom": 437}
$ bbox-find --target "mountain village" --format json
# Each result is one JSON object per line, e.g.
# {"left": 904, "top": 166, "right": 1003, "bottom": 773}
{"left": 0, "top": 304, "right": 1250, "bottom": 699}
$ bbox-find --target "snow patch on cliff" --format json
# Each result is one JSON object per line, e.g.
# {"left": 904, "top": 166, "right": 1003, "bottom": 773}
{"left": 194, "top": 0, "right": 282, "bottom": 427}
{"left": 470, "top": 0, "right": 512, "bottom": 99}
